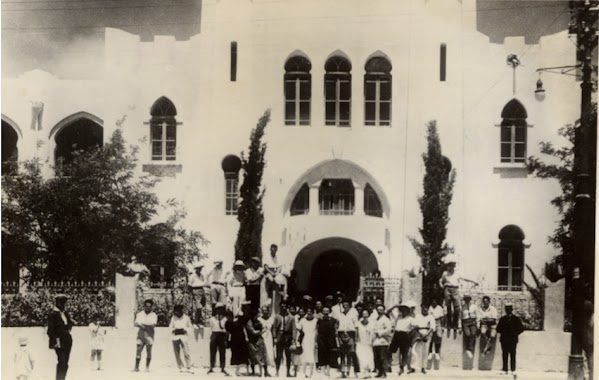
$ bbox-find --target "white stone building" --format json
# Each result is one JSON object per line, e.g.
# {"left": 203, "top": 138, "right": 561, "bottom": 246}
{"left": 1, "top": 0, "right": 580, "bottom": 299}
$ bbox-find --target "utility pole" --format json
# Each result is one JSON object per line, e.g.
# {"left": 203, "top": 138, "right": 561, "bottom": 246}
{"left": 567, "top": 1, "right": 597, "bottom": 379}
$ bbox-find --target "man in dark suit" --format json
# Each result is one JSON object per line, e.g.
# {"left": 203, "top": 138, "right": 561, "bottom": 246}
{"left": 496, "top": 302, "right": 524, "bottom": 376}
{"left": 47, "top": 294, "right": 73, "bottom": 380}
{"left": 272, "top": 301, "right": 297, "bottom": 377}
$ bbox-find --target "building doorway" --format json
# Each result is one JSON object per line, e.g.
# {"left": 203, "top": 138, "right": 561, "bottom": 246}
{"left": 309, "top": 249, "right": 360, "bottom": 300}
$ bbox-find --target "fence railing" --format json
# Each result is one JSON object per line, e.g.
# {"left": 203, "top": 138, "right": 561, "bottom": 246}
{"left": 24, "top": 280, "right": 114, "bottom": 293}
{"left": 1, "top": 281, "right": 19, "bottom": 294}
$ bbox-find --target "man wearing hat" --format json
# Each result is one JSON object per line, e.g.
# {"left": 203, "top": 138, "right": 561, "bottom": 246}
{"left": 245, "top": 257, "right": 264, "bottom": 312}
{"left": 207, "top": 260, "right": 227, "bottom": 305}
{"left": 189, "top": 263, "right": 207, "bottom": 330}
{"left": 496, "top": 302, "right": 523, "bottom": 376}
{"left": 208, "top": 303, "right": 230, "bottom": 376}
{"left": 47, "top": 295, "right": 73, "bottom": 380}
{"left": 272, "top": 300, "right": 297, "bottom": 377}
{"left": 228, "top": 260, "right": 247, "bottom": 316}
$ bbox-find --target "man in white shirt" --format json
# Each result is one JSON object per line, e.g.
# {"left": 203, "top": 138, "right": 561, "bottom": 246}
{"left": 169, "top": 304, "right": 193, "bottom": 373}
{"left": 411, "top": 305, "right": 435, "bottom": 374}
{"left": 427, "top": 298, "right": 444, "bottom": 361}
{"left": 134, "top": 299, "right": 158, "bottom": 372}
{"left": 188, "top": 264, "right": 207, "bottom": 313}
{"left": 372, "top": 305, "right": 392, "bottom": 378}
{"left": 477, "top": 295, "right": 498, "bottom": 355}
{"left": 245, "top": 257, "right": 264, "bottom": 312}
{"left": 390, "top": 302, "right": 414, "bottom": 375}
{"left": 207, "top": 260, "right": 227, "bottom": 305}
{"left": 337, "top": 301, "right": 358, "bottom": 378}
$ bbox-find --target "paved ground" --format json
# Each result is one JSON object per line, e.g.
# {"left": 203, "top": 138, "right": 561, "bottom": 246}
{"left": 2, "top": 327, "right": 569, "bottom": 380}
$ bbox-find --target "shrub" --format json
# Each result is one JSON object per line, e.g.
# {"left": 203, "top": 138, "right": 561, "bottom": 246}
{"left": 1, "top": 287, "right": 115, "bottom": 327}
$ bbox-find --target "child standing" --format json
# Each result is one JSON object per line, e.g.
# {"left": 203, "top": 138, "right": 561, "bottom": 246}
{"left": 89, "top": 314, "right": 105, "bottom": 371}
{"left": 14, "top": 337, "right": 34, "bottom": 380}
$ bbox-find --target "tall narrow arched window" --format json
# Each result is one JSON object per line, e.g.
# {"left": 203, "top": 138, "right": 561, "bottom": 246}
{"left": 222, "top": 155, "right": 242, "bottom": 215}
{"left": 364, "top": 56, "right": 392, "bottom": 126}
{"left": 500, "top": 99, "right": 527, "bottom": 163}
{"left": 285, "top": 56, "right": 311, "bottom": 126}
{"left": 319, "top": 179, "right": 354, "bottom": 215}
{"left": 325, "top": 56, "right": 352, "bottom": 127}
{"left": 498, "top": 225, "right": 525, "bottom": 291}
{"left": 150, "top": 97, "right": 178, "bottom": 161}
{"left": 364, "top": 184, "right": 383, "bottom": 217}
{"left": 290, "top": 183, "right": 310, "bottom": 216}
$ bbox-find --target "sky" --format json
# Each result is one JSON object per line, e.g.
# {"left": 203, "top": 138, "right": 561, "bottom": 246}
{"left": 1, "top": 0, "right": 571, "bottom": 79}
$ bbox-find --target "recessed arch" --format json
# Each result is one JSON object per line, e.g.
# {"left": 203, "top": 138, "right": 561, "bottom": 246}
{"left": 501, "top": 98, "right": 527, "bottom": 120}
{"left": 1, "top": 115, "right": 23, "bottom": 139}
{"left": 150, "top": 96, "right": 177, "bottom": 117}
{"left": 325, "top": 52, "right": 352, "bottom": 72}
{"left": 49, "top": 111, "right": 103, "bottom": 140}
{"left": 364, "top": 51, "right": 393, "bottom": 72}
{"left": 498, "top": 224, "right": 525, "bottom": 241}
{"left": 282, "top": 159, "right": 391, "bottom": 217}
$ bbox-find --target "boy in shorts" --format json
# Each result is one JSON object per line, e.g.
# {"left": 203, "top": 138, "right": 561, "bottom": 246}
{"left": 134, "top": 299, "right": 158, "bottom": 372}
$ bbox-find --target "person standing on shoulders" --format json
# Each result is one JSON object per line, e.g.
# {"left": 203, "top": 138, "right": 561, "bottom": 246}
{"left": 208, "top": 260, "right": 228, "bottom": 305}
{"left": 134, "top": 299, "right": 158, "bottom": 372}
{"left": 496, "top": 302, "right": 524, "bottom": 376}
{"left": 372, "top": 304, "right": 392, "bottom": 378}
{"left": 47, "top": 294, "right": 73, "bottom": 380}
{"left": 439, "top": 256, "right": 478, "bottom": 339}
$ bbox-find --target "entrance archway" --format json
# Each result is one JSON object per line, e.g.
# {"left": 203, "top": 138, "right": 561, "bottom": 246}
{"left": 54, "top": 117, "right": 103, "bottom": 173}
{"left": 293, "top": 237, "right": 378, "bottom": 301}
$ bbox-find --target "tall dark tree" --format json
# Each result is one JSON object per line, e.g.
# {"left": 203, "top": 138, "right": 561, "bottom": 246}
{"left": 1, "top": 123, "right": 206, "bottom": 282}
{"left": 527, "top": 104, "right": 597, "bottom": 302}
{"left": 235, "top": 110, "right": 270, "bottom": 262}
{"left": 409, "top": 121, "right": 457, "bottom": 301}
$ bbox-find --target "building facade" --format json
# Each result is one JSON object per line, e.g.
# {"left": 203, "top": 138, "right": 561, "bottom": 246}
{"left": 1, "top": 0, "right": 580, "bottom": 298}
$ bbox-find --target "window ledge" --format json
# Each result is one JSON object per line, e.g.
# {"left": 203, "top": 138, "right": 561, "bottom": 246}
{"left": 493, "top": 163, "right": 528, "bottom": 178}
{"left": 142, "top": 163, "right": 182, "bottom": 177}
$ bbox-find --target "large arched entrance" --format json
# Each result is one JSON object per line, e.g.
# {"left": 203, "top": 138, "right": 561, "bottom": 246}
{"left": 52, "top": 113, "right": 103, "bottom": 173}
{"left": 293, "top": 237, "right": 378, "bottom": 301}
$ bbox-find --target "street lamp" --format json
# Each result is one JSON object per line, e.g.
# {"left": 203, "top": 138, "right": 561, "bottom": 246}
{"left": 535, "top": 78, "right": 546, "bottom": 102}
{"left": 533, "top": 65, "right": 581, "bottom": 103}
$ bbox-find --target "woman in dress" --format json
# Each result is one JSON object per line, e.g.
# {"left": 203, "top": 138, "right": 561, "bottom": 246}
{"left": 258, "top": 305, "right": 276, "bottom": 370}
{"left": 226, "top": 309, "right": 250, "bottom": 376}
{"left": 299, "top": 308, "right": 318, "bottom": 378}
{"left": 246, "top": 309, "right": 269, "bottom": 377}
{"left": 291, "top": 307, "right": 306, "bottom": 376}
{"left": 316, "top": 306, "right": 338, "bottom": 377}
{"left": 356, "top": 309, "right": 374, "bottom": 378}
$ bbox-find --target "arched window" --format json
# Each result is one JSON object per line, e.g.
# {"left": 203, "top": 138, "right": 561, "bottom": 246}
{"left": 500, "top": 99, "right": 527, "bottom": 163}
{"left": 325, "top": 56, "right": 352, "bottom": 127}
{"left": 222, "top": 155, "right": 242, "bottom": 215}
{"left": 364, "top": 56, "right": 392, "bottom": 126}
{"left": 2, "top": 120, "right": 18, "bottom": 176}
{"left": 150, "top": 97, "right": 178, "bottom": 161}
{"left": 319, "top": 179, "right": 354, "bottom": 215}
{"left": 54, "top": 117, "right": 103, "bottom": 174}
{"left": 285, "top": 56, "right": 311, "bottom": 126}
{"left": 290, "top": 183, "right": 310, "bottom": 216}
{"left": 498, "top": 225, "right": 525, "bottom": 291}
{"left": 364, "top": 184, "right": 383, "bottom": 217}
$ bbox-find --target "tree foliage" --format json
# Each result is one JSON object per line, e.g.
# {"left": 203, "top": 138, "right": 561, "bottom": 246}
{"left": 235, "top": 110, "right": 270, "bottom": 262}
{"left": 409, "top": 121, "right": 457, "bottom": 300}
{"left": 1, "top": 123, "right": 207, "bottom": 282}
{"left": 527, "top": 104, "right": 597, "bottom": 299}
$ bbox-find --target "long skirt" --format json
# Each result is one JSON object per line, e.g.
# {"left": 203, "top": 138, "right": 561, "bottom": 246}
{"left": 248, "top": 338, "right": 266, "bottom": 366}
{"left": 356, "top": 343, "right": 374, "bottom": 371}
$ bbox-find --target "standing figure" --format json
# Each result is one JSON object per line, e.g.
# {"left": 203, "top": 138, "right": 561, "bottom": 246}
{"left": 292, "top": 307, "right": 306, "bottom": 376}
{"left": 356, "top": 310, "right": 375, "bottom": 378}
{"left": 208, "top": 260, "right": 228, "bottom": 305}
{"left": 316, "top": 306, "right": 338, "bottom": 377}
{"left": 300, "top": 308, "right": 318, "bottom": 378}
{"left": 273, "top": 301, "right": 297, "bottom": 377}
{"left": 461, "top": 295, "right": 478, "bottom": 361}
{"left": 264, "top": 244, "right": 288, "bottom": 311}
{"left": 337, "top": 301, "right": 358, "bottom": 378}
{"left": 208, "top": 303, "right": 230, "bottom": 376}
{"left": 14, "top": 337, "right": 34, "bottom": 380}
{"left": 389, "top": 304, "right": 413, "bottom": 376}
{"left": 410, "top": 304, "right": 435, "bottom": 374}
{"left": 88, "top": 313, "right": 105, "bottom": 371}
{"left": 439, "top": 257, "right": 478, "bottom": 338}
{"left": 246, "top": 257, "right": 264, "bottom": 312}
{"left": 496, "top": 302, "right": 524, "bottom": 376}
{"left": 478, "top": 296, "right": 498, "bottom": 356}
{"left": 227, "top": 308, "right": 250, "bottom": 376}
{"left": 427, "top": 298, "right": 444, "bottom": 363}
{"left": 246, "top": 309, "right": 269, "bottom": 377}
{"left": 228, "top": 260, "right": 247, "bottom": 316}
{"left": 169, "top": 304, "right": 193, "bottom": 373}
{"left": 189, "top": 263, "right": 207, "bottom": 309}
{"left": 134, "top": 299, "right": 158, "bottom": 372}
{"left": 47, "top": 294, "right": 73, "bottom": 380}
{"left": 372, "top": 305, "right": 392, "bottom": 378}
{"left": 258, "top": 305, "right": 276, "bottom": 369}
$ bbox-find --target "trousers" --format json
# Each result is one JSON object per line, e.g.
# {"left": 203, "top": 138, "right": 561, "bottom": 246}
{"left": 211, "top": 284, "right": 227, "bottom": 305}
{"left": 501, "top": 340, "right": 517, "bottom": 372}
{"left": 462, "top": 320, "right": 477, "bottom": 352}
{"left": 54, "top": 335, "right": 72, "bottom": 380}
{"left": 373, "top": 346, "right": 389, "bottom": 375}
{"left": 210, "top": 332, "right": 227, "bottom": 369}
{"left": 172, "top": 339, "right": 191, "bottom": 369}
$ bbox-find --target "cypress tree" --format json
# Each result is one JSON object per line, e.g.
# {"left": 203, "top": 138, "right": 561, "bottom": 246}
{"left": 235, "top": 110, "right": 270, "bottom": 262}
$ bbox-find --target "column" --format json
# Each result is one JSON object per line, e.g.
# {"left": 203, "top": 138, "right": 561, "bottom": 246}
{"left": 354, "top": 183, "right": 364, "bottom": 216}
{"left": 308, "top": 182, "right": 320, "bottom": 216}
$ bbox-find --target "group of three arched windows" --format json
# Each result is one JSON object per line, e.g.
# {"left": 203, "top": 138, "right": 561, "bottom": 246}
{"left": 284, "top": 55, "right": 392, "bottom": 127}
